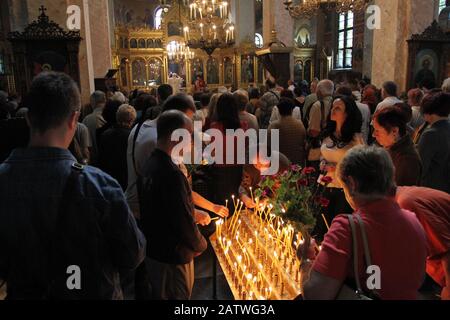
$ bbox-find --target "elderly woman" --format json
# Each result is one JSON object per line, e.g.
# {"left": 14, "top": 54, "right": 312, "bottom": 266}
{"left": 417, "top": 92, "right": 450, "bottom": 193}
{"left": 301, "top": 146, "right": 427, "bottom": 300}
{"left": 98, "top": 104, "right": 137, "bottom": 190}
{"left": 373, "top": 104, "right": 422, "bottom": 186}
{"left": 407, "top": 88, "right": 425, "bottom": 131}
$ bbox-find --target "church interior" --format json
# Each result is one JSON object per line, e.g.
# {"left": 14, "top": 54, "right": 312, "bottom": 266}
{"left": 0, "top": 0, "right": 449, "bottom": 303}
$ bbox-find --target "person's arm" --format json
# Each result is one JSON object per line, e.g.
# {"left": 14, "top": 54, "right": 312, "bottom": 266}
{"left": 194, "top": 209, "right": 212, "bottom": 226}
{"left": 302, "top": 267, "right": 344, "bottom": 300}
{"left": 441, "top": 252, "right": 450, "bottom": 300}
{"left": 171, "top": 173, "right": 207, "bottom": 255}
{"left": 301, "top": 216, "right": 352, "bottom": 300}
{"left": 192, "top": 191, "right": 229, "bottom": 218}
{"left": 104, "top": 179, "right": 146, "bottom": 271}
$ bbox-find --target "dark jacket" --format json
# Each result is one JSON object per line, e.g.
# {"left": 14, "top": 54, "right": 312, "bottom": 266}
{"left": 0, "top": 148, "right": 146, "bottom": 300}
{"left": 389, "top": 134, "right": 422, "bottom": 187}
{"left": 140, "top": 149, "right": 207, "bottom": 265}
{"left": 418, "top": 119, "right": 450, "bottom": 193}
{"left": 98, "top": 126, "right": 131, "bottom": 190}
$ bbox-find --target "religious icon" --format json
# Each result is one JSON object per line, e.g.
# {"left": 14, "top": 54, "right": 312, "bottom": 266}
{"left": 241, "top": 55, "right": 255, "bottom": 83}
{"left": 414, "top": 49, "right": 438, "bottom": 88}
{"left": 294, "top": 60, "right": 303, "bottom": 84}
{"left": 191, "top": 58, "right": 204, "bottom": 85}
{"left": 224, "top": 57, "right": 233, "bottom": 84}
{"left": 207, "top": 57, "right": 219, "bottom": 84}
{"left": 131, "top": 58, "right": 146, "bottom": 86}
{"left": 148, "top": 58, "right": 162, "bottom": 86}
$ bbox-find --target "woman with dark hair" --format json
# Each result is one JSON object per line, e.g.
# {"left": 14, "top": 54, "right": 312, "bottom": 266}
{"left": 315, "top": 95, "right": 364, "bottom": 239}
{"left": 418, "top": 92, "right": 450, "bottom": 193}
{"left": 373, "top": 104, "right": 422, "bottom": 187}
{"left": 209, "top": 93, "right": 249, "bottom": 213}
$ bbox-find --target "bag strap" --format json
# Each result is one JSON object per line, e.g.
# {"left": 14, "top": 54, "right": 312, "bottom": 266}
{"left": 47, "top": 162, "right": 85, "bottom": 298}
{"left": 269, "top": 90, "right": 280, "bottom": 103}
{"left": 346, "top": 215, "right": 364, "bottom": 294}
{"left": 319, "top": 100, "right": 326, "bottom": 130}
{"left": 132, "top": 122, "right": 145, "bottom": 177}
{"left": 354, "top": 214, "right": 373, "bottom": 268}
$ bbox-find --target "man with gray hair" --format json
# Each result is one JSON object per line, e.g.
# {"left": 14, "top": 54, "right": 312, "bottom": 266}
{"left": 306, "top": 79, "right": 334, "bottom": 164}
{"left": 301, "top": 146, "right": 428, "bottom": 300}
{"left": 233, "top": 89, "right": 259, "bottom": 131}
{"left": 82, "top": 90, "right": 107, "bottom": 164}
{"left": 442, "top": 78, "right": 450, "bottom": 93}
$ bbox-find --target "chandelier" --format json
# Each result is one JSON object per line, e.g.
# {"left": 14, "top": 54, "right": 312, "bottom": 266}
{"left": 284, "top": 0, "right": 368, "bottom": 18}
{"left": 335, "top": 0, "right": 368, "bottom": 13}
{"left": 167, "top": 40, "right": 195, "bottom": 61}
{"left": 184, "top": 0, "right": 235, "bottom": 55}
{"left": 283, "top": 0, "right": 321, "bottom": 19}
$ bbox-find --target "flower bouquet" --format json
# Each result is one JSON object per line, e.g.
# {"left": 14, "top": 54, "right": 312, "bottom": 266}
{"left": 255, "top": 165, "right": 332, "bottom": 262}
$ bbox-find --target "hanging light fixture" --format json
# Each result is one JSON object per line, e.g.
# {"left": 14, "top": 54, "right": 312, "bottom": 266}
{"left": 283, "top": 0, "right": 322, "bottom": 19}
{"left": 167, "top": 40, "right": 195, "bottom": 61}
{"left": 184, "top": 0, "right": 235, "bottom": 55}
{"left": 284, "top": 0, "right": 368, "bottom": 18}
{"left": 335, "top": 0, "right": 368, "bottom": 13}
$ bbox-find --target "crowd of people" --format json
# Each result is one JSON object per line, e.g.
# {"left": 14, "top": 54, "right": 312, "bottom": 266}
{"left": 0, "top": 71, "right": 449, "bottom": 300}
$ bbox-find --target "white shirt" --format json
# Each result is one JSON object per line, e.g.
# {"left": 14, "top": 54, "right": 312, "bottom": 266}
{"left": 168, "top": 76, "right": 183, "bottom": 94}
{"left": 125, "top": 119, "right": 158, "bottom": 218}
{"left": 270, "top": 106, "right": 302, "bottom": 124}
{"left": 356, "top": 102, "right": 371, "bottom": 144}
{"left": 375, "top": 96, "right": 403, "bottom": 113}
{"left": 321, "top": 134, "right": 365, "bottom": 188}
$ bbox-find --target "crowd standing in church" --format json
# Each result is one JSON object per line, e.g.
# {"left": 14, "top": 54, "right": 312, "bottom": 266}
{"left": 0, "top": 68, "right": 449, "bottom": 301}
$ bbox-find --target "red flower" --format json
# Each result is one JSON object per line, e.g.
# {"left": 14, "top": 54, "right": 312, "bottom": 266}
{"left": 297, "top": 179, "right": 308, "bottom": 186}
{"left": 319, "top": 197, "right": 330, "bottom": 208}
{"left": 320, "top": 176, "right": 333, "bottom": 184}
{"left": 302, "top": 167, "right": 316, "bottom": 175}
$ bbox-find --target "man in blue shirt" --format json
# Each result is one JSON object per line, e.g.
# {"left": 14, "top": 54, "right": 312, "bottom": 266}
{"left": 0, "top": 72, "right": 146, "bottom": 300}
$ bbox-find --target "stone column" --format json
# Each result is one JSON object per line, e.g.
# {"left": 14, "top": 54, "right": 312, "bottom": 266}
{"left": 371, "top": 0, "right": 435, "bottom": 91}
{"left": 231, "top": 0, "right": 255, "bottom": 45}
{"left": 263, "top": 0, "right": 295, "bottom": 80}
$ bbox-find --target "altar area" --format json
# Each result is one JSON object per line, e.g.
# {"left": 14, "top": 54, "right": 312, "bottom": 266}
{"left": 112, "top": 3, "right": 266, "bottom": 93}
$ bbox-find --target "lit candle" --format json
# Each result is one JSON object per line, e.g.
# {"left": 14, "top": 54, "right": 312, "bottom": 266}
{"left": 200, "top": 23, "right": 204, "bottom": 37}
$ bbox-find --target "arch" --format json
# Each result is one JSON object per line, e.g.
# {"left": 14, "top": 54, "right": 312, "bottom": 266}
{"left": 304, "top": 59, "right": 312, "bottom": 83}
{"left": 294, "top": 60, "right": 304, "bottom": 83}
{"left": 131, "top": 58, "right": 146, "bottom": 86}
{"left": 138, "top": 39, "right": 146, "bottom": 49}
{"left": 147, "top": 39, "right": 155, "bottom": 48}
{"left": 295, "top": 27, "right": 311, "bottom": 46}
{"left": 154, "top": 7, "right": 163, "bottom": 30}
{"left": 191, "top": 58, "right": 204, "bottom": 84}
{"left": 207, "top": 57, "right": 219, "bottom": 84}
{"left": 223, "top": 57, "right": 233, "bottom": 84}
{"left": 147, "top": 57, "right": 163, "bottom": 86}
{"left": 130, "top": 38, "right": 138, "bottom": 48}
{"left": 154, "top": 39, "right": 163, "bottom": 48}
{"left": 255, "top": 33, "right": 263, "bottom": 48}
